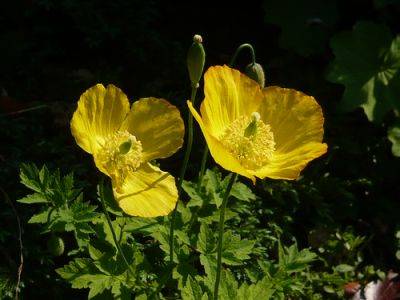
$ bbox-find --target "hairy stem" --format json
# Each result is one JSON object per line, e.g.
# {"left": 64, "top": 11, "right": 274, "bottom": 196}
{"left": 197, "top": 145, "right": 209, "bottom": 187}
{"left": 213, "top": 173, "right": 237, "bottom": 300}
{"left": 99, "top": 181, "right": 135, "bottom": 277}
{"left": 169, "top": 86, "right": 198, "bottom": 265}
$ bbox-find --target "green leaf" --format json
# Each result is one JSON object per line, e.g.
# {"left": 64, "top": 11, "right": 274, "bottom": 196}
{"left": 222, "top": 231, "right": 255, "bottom": 265}
{"left": 17, "top": 193, "right": 47, "bottom": 204}
{"left": 237, "top": 276, "right": 275, "bottom": 300}
{"left": 264, "top": 0, "right": 338, "bottom": 56}
{"left": 123, "top": 217, "right": 160, "bottom": 234}
{"left": 20, "top": 163, "right": 43, "bottom": 193}
{"left": 278, "top": 244, "right": 317, "bottom": 274}
{"left": 218, "top": 270, "right": 238, "bottom": 300}
{"left": 181, "top": 276, "right": 204, "bottom": 300}
{"left": 231, "top": 181, "right": 256, "bottom": 202}
{"left": 182, "top": 180, "right": 205, "bottom": 207}
{"left": 327, "top": 22, "right": 400, "bottom": 122}
{"left": 57, "top": 257, "right": 135, "bottom": 299}
{"left": 28, "top": 208, "right": 53, "bottom": 224}
{"left": 335, "top": 264, "right": 354, "bottom": 273}
{"left": 388, "top": 119, "right": 400, "bottom": 157}
{"left": 197, "top": 223, "right": 216, "bottom": 254}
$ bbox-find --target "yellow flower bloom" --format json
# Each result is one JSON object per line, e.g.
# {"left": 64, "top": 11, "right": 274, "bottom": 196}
{"left": 71, "top": 84, "right": 184, "bottom": 217}
{"left": 188, "top": 65, "right": 327, "bottom": 183}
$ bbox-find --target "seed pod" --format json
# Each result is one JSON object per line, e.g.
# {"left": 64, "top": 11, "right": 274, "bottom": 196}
{"left": 245, "top": 63, "right": 265, "bottom": 88}
{"left": 187, "top": 34, "right": 205, "bottom": 88}
{"left": 47, "top": 235, "right": 65, "bottom": 256}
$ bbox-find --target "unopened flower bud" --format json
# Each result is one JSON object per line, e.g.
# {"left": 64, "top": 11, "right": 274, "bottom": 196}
{"left": 47, "top": 235, "right": 65, "bottom": 256}
{"left": 187, "top": 34, "right": 205, "bottom": 88}
{"left": 193, "top": 34, "right": 203, "bottom": 43}
{"left": 245, "top": 63, "right": 265, "bottom": 88}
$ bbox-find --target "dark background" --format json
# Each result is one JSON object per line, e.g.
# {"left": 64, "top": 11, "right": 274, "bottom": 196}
{"left": 1, "top": 0, "right": 400, "bottom": 298}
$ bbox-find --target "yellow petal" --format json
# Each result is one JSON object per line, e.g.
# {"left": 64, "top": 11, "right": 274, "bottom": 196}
{"left": 201, "top": 65, "right": 263, "bottom": 137}
{"left": 188, "top": 101, "right": 256, "bottom": 183}
{"left": 70, "top": 84, "right": 130, "bottom": 154}
{"left": 120, "top": 98, "right": 184, "bottom": 162}
{"left": 255, "top": 87, "right": 327, "bottom": 179}
{"left": 113, "top": 163, "right": 178, "bottom": 217}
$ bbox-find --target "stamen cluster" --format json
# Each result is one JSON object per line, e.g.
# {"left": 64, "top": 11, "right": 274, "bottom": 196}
{"left": 220, "top": 113, "right": 275, "bottom": 169}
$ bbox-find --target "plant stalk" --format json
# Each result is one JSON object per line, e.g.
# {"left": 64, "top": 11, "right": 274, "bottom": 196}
{"left": 169, "top": 86, "right": 198, "bottom": 265}
{"left": 99, "top": 181, "right": 135, "bottom": 277}
{"left": 213, "top": 173, "right": 237, "bottom": 300}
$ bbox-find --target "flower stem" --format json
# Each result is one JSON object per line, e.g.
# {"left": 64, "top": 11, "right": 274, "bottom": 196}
{"left": 213, "top": 173, "right": 237, "bottom": 300}
{"left": 99, "top": 180, "right": 135, "bottom": 277}
{"left": 169, "top": 85, "right": 198, "bottom": 266}
{"left": 197, "top": 145, "right": 209, "bottom": 187}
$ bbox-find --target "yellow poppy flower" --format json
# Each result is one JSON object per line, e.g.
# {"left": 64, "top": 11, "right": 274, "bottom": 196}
{"left": 188, "top": 65, "right": 327, "bottom": 183}
{"left": 71, "top": 84, "right": 184, "bottom": 217}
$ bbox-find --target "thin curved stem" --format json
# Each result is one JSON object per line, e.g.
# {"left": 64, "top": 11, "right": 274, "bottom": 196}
{"left": 213, "top": 173, "right": 238, "bottom": 300}
{"left": 99, "top": 181, "right": 135, "bottom": 277}
{"left": 229, "top": 43, "right": 256, "bottom": 67}
{"left": 197, "top": 145, "right": 209, "bottom": 188}
{"left": 169, "top": 86, "right": 198, "bottom": 266}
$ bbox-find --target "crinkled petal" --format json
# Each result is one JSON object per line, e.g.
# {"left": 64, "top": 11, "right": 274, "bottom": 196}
{"left": 120, "top": 98, "right": 184, "bottom": 162}
{"left": 70, "top": 84, "right": 130, "bottom": 154}
{"left": 188, "top": 101, "right": 256, "bottom": 183}
{"left": 255, "top": 87, "right": 327, "bottom": 179}
{"left": 201, "top": 65, "right": 263, "bottom": 137}
{"left": 113, "top": 163, "right": 178, "bottom": 217}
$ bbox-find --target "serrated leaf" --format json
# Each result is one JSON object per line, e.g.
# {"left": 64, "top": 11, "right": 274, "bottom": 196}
{"left": 20, "top": 163, "right": 43, "bottom": 193}
{"left": 182, "top": 180, "right": 204, "bottom": 207}
{"left": 222, "top": 231, "right": 255, "bottom": 265}
{"left": 237, "top": 276, "right": 275, "bottom": 300}
{"left": 197, "top": 223, "right": 216, "bottom": 254}
{"left": 327, "top": 22, "right": 400, "bottom": 122}
{"left": 17, "top": 193, "right": 47, "bottom": 204}
{"left": 123, "top": 217, "right": 160, "bottom": 234}
{"left": 264, "top": 0, "right": 338, "bottom": 56}
{"left": 181, "top": 276, "right": 204, "bottom": 300}
{"left": 28, "top": 208, "right": 53, "bottom": 224}
{"left": 218, "top": 270, "right": 238, "bottom": 300}
{"left": 231, "top": 182, "right": 256, "bottom": 202}
{"left": 57, "top": 257, "right": 135, "bottom": 299}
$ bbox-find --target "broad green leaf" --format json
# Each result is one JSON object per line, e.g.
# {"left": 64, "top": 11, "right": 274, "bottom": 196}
{"left": 388, "top": 119, "right": 400, "bottom": 157}
{"left": 327, "top": 22, "right": 400, "bottom": 122}
{"left": 264, "top": 0, "right": 338, "bottom": 56}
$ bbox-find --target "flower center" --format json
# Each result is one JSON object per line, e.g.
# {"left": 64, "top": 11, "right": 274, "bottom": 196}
{"left": 96, "top": 131, "right": 143, "bottom": 187}
{"left": 219, "top": 112, "right": 275, "bottom": 169}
